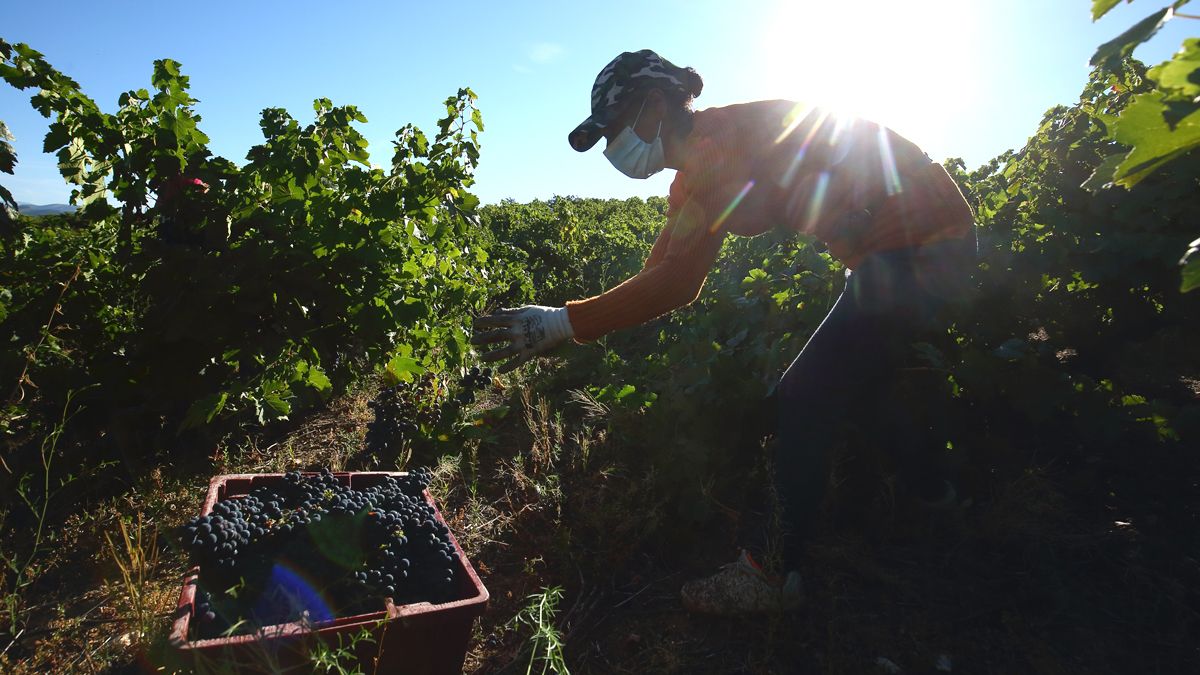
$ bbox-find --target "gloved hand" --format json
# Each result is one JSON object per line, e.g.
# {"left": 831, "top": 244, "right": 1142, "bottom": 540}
{"left": 470, "top": 305, "right": 575, "bottom": 374}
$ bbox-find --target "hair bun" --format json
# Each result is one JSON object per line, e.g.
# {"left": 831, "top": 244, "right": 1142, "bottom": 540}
{"left": 684, "top": 67, "right": 703, "bottom": 98}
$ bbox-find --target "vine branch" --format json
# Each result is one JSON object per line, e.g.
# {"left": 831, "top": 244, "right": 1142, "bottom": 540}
{"left": 7, "top": 263, "right": 81, "bottom": 406}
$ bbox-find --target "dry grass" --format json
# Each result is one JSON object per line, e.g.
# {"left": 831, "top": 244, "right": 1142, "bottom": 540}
{"left": 103, "top": 511, "right": 161, "bottom": 643}
{"left": 0, "top": 380, "right": 381, "bottom": 673}
{"left": 0, "top": 470, "right": 200, "bottom": 673}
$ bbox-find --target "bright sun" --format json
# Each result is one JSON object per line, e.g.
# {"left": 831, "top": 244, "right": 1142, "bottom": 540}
{"left": 757, "top": 0, "right": 978, "bottom": 152}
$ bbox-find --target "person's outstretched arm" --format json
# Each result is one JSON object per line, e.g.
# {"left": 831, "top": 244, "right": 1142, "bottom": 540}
{"left": 565, "top": 198, "right": 727, "bottom": 342}
{"left": 470, "top": 198, "right": 725, "bottom": 371}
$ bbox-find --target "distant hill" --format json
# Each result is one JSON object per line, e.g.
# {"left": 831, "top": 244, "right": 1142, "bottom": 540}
{"left": 17, "top": 203, "right": 76, "bottom": 216}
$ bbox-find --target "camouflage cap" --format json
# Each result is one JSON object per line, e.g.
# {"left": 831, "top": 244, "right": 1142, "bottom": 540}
{"left": 568, "top": 49, "right": 694, "bottom": 152}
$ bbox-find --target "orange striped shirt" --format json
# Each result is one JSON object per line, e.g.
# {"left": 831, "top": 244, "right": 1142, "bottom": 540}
{"left": 566, "top": 100, "right": 974, "bottom": 342}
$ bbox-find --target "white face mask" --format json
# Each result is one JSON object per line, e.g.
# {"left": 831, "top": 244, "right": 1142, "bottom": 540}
{"left": 603, "top": 100, "right": 665, "bottom": 179}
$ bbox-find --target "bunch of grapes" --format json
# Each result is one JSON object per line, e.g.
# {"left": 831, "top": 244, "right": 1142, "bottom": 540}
{"left": 365, "top": 383, "right": 442, "bottom": 456}
{"left": 455, "top": 366, "right": 492, "bottom": 405}
{"left": 178, "top": 467, "right": 462, "bottom": 638}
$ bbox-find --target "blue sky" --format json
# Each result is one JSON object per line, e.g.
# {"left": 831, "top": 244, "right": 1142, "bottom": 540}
{"left": 1, "top": 0, "right": 1195, "bottom": 206}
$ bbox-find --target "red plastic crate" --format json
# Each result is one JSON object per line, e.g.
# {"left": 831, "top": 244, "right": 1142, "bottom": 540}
{"left": 168, "top": 471, "right": 489, "bottom": 674}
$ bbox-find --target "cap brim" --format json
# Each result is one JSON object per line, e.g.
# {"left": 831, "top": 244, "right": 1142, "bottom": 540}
{"left": 568, "top": 119, "right": 604, "bottom": 152}
{"left": 569, "top": 104, "right": 623, "bottom": 152}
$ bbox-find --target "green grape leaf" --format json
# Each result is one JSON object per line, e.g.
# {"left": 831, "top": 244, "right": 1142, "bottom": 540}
{"left": 385, "top": 353, "right": 425, "bottom": 384}
{"left": 258, "top": 380, "right": 293, "bottom": 422}
{"left": 1088, "top": 0, "right": 1188, "bottom": 21}
{"left": 0, "top": 120, "right": 15, "bottom": 175}
{"left": 1148, "top": 37, "right": 1200, "bottom": 99}
{"left": 1091, "top": 6, "right": 1173, "bottom": 69}
{"left": 181, "top": 392, "right": 229, "bottom": 429}
{"left": 295, "top": 361, "right": 333, "bottom": 393}
{"left": 1182, "top": 237, "right": 1200, "bottom": 292}
{"left": 1081, "top": 152, "right": 1125, "bottom": 192}
{"left": 613, "top": 384, "right": 637, "bottom": 400}
{"left": 1110, "top": 91, "right": 1200, "bottom": 186}
{"left": 1092, "top": 0, "right": 1127, "bottom": 21}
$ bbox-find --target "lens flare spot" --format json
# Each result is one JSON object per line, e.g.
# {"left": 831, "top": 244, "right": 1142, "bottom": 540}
{"left": 804, "top": 171, "right": 831, "bottom": 231}
{"left": 775, "top": 102, "right": 815, "bottom": 145}
{"left": 251, "top": 562, "right": 335, "bottom": 626}
{"left": 878, "top": 127, "right": 903, "bottom": 196}
{"left": 781, "top": 110, "right": 832, "bottom": 188}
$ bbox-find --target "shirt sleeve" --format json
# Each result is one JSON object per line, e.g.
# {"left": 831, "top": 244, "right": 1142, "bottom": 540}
{"left": 565, "top": 196, "right": 727, "bottom": 343}
{"left": 642, "top": 219, "right": 673, "bottom": 270}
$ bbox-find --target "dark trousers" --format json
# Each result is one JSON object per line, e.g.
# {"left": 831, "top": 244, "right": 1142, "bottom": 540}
{"left": 772, "top": 234, "right": 977, "bottom": 567}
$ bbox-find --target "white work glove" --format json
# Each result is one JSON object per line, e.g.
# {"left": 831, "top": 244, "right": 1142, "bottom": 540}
{"left": 470, "top": 305, "right": 575, "bottom": 374}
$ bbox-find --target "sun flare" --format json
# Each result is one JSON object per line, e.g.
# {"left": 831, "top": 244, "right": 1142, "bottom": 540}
{"left": 757, "top": 0, "right": 978, "bottom": 151}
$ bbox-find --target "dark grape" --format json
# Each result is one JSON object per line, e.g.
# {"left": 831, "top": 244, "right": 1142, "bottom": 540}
{"left": 364, "top": 381, "right": 447, "bottom": 455}
{"left": 456, "top": 365, "right": 492, "bottom": 402}
{"left": 178, "top": 467, "right": 461, "bottom": 639}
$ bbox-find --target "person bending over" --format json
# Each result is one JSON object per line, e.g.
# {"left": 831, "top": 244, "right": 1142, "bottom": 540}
{"left": 471, "top": 49, "right": 977, "bottom": 615}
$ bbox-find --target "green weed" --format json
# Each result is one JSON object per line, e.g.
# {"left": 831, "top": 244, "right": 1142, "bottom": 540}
{"left": 508, "top": 586, "right": 570, "bottom": 675}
